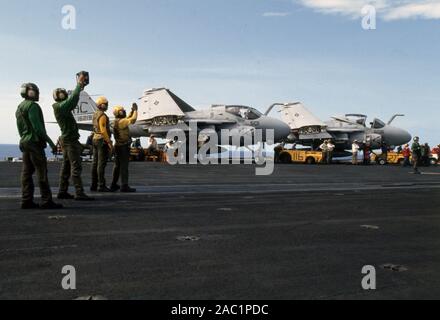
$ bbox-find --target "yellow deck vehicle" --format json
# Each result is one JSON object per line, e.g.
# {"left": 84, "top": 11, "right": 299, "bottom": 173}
{"left": 370, "top": 152, "right": 406, "bottom": 165}
{"left": 129, "top": 148, "right": 146, "bottom": 162}
{"left": 129, "top": 148, "right": 166, "bottom": 162}
{"left": 279, "top": 149, "right": 323, "bottom": 164}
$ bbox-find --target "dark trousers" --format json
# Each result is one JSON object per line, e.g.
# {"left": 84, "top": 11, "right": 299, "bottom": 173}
{"left": 92, "top": 139, "right": 109, "bottom": 189}
{"left": 327, "top": 151, "right": 334, "bottom": 164}
{"left": 422, "top": 156, "right": 430, "bottom": 167}
{"left": 413, "top": 155, "right": 420, "bottom": 172}
{"left": 112, "top": 144, "right": 130, "bottom": 186}
{"left": 20, "top": 141, "right": 53, "bottom": 204}
{"left": 321, "top": 151, "right": 328, "bottom": 164}
{"left": 59, "top": 140, "right": 84, "bottom": 195}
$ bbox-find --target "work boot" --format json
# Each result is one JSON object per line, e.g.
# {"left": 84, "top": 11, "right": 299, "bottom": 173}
{"left": 40, "top": 201, "right": 64, "bottom": 210}
{"left": 57, "top": 192, "right": 75, "bottom": 200}
{"left": 21, "top": 201, "right": 40, "bottom": 210}
{"left": 120, "top": 185, "right": 136, "bottom": 193}
{"left": 75, "top": 193, "right": 95, "bottom": 201}
{"left": 110, "top": 184, "right": 121, "bottom": 192}
{"left": 98, "top": 186, "right": 112, "bottom": 193}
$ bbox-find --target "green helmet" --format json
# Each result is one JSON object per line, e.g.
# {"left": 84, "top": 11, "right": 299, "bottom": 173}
{"left": 53, "top": 88, "right": 68, "bottom": 102}
{"left": 20, "top": 83, "right": 40, "bottom": 101}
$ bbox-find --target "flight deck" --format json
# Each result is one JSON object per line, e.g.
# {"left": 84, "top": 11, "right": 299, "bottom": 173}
{"left": 0, "top": 162, "right": 439, "bottom": 300}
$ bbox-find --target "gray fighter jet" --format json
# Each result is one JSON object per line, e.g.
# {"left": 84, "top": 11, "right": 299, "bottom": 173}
{"left": 266, "top": 102, "right": 412, "bottom": 151}
{"left": 73, "top": 88, "right": 291, "bottom": 147}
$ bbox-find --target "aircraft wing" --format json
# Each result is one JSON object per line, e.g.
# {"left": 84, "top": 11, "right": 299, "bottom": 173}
{"left": 187, "top": 119, "right": 236, "bottom": 125}
{"left": 330, "top": 116, "right": 363, "bottom": 126}
{"left": 326, "top": 127, "right": 365, "bottom": 133}
{"left": 148, "top": 123, "right": 192, "bottom": 135}
{"left": 145, "top": 120, "right": 237, "bottom": 137}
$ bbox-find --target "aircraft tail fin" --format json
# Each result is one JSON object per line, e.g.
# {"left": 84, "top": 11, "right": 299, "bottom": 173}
{"left": 281, "top": 102, "right": 326, "bottom": 131}
{"left": 73, "top": 91, "right": 97, "bottom": 124}
{"left": 138, "top": 88, "right": 195, "bottom": 121}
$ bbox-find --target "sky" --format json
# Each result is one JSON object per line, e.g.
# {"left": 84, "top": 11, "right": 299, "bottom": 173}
{"left": 0, "top": 0, "right": 439, "bottom": 145}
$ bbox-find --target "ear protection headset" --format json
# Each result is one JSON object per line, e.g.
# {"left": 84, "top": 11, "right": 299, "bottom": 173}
{"left": 20, "top": 83, "right": 40, "bottom": 101}
{"left": 53, "top": 88, "right": 68, "bottom": 102}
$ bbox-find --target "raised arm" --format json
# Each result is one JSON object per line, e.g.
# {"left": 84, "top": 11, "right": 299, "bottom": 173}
{"left": 118, "top": 110, "right": 138, "bottom": 128}
{"left": 60, "top": 72, "right": 89, "bottom": 113}
{"left": 59, "top": 84, "right": 82, "bottom": 112}
{"left": 117, "top": 103, "right": 139, "bottom": 128}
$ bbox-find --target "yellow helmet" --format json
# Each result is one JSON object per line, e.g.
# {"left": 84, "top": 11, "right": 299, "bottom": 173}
{"left": 113, "top": 106, "right": 126, "bottom": 118}
{"left": 96, "top": 96, "right": 109, "bottom": 109}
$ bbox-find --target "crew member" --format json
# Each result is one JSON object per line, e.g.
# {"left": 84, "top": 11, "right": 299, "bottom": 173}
{"left": 110, "top": 104, "right": 138, "bottom": 193}
{"left": 421, "top": 143, "right": 431, "bottom": 167}
{"left": 402, "top": 144, "right": 411, "bottom": 167}
{"left": 132, "top": 138, "right": 142, "bottom": 149}
{"left": 147, "top": 136, "right": 159, "bottom": 155}
{"left": 85, "top": 133, "right": 94, "bottom": 153}
{"left": 327, "top": 140, "right": 335, "bottom": 164}
{"left": 363, "top": 142, "right": 371, "bottom": 165}
{"left": 52, "top": 74, "right": 94, "bottom": 201}
{"left": 16, "top": 83, "right": 63, "bottom": 209}
{"left": 381, "top": 142, "right": 389, "bottom": 164}
{"left": 320, "top": 140, "right": 329, "bottom": 164}
{"left": 432, "top": 145, "right": 440, "bottom": 164}
{"left": 411, "top": 137, "right": 422, "bottom": 174}
{"left": 274, "top": 145, "right": 284, "bottom": 163}
{"left": 91, "top": 96, "right": 113, "bottom": 192}
{"left": 352, "top": 140, "right": 360, "bottom": 165}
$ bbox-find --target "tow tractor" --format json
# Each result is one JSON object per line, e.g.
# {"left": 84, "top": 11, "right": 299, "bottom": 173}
{"left": 371, "top": 151, "right": 438, "bottom": 166}
{"left": 278, "top": 149, "right": 323, "bottom": 164}
{"left": 371, "top": 152, "right": 406, "bottom": 166}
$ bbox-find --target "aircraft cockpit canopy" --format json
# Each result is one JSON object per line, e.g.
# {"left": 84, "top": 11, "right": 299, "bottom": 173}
{"left": 226, "top": 106, "right": 263, "bottom": 120}
{"left": 345, "top": 114, "right": 367, "bottom": 127}
{"left": 371, "top": 118, "right": 386, "bottom": 129}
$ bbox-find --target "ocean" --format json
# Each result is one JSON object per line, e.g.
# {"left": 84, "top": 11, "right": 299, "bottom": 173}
{"left": 0, "top": 145, "right": 21, "bottom": 160}
{"left": 0, "top": 144, "right": 54, "bottom": 160}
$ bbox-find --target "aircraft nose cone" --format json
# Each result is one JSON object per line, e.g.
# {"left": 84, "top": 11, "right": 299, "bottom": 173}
{"left": 277, "top": 121, "right": 292, "bottom": 142}
{"left": 402, "top": 130, "right": 412, "bottom": 145}
{"left": 385, "top": 127, "right": 412, "bottom": 146}
{"left": 257, "top": 117, "right": 291, "bottom": 142}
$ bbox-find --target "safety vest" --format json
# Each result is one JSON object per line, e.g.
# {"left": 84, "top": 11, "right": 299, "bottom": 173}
{"left": 92, "top": 110, "right": 111, "bottom": 140}
{"left": 113, "top": 119, "right": 131, "bottom": 145}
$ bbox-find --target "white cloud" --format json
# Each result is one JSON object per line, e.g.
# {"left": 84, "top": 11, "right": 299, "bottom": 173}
{"left": 297, "top": 0, "right": 388, "bottom": 17}
{"left": 263, "top": 12, "right": 291, "bottom": 17}
{"left": 296, "top": 0, "right": 440, "bottom": 20}
{"left": 384, "top": 1, "right": 440, "bottom": 20}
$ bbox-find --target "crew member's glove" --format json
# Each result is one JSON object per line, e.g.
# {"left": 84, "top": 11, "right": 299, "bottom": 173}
{"left": 107, "top": 142, "right": 114, "bottom": 154}
{"left": 132, "top": 103, "right": 138, "bottom": 112}
{"left": 77, "top": 72, "right": 89, "bottom": 89}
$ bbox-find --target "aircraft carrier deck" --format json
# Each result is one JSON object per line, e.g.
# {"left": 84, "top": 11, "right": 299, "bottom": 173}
{"left": 0, "top": 161, "right": 439, "bottom": 300}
